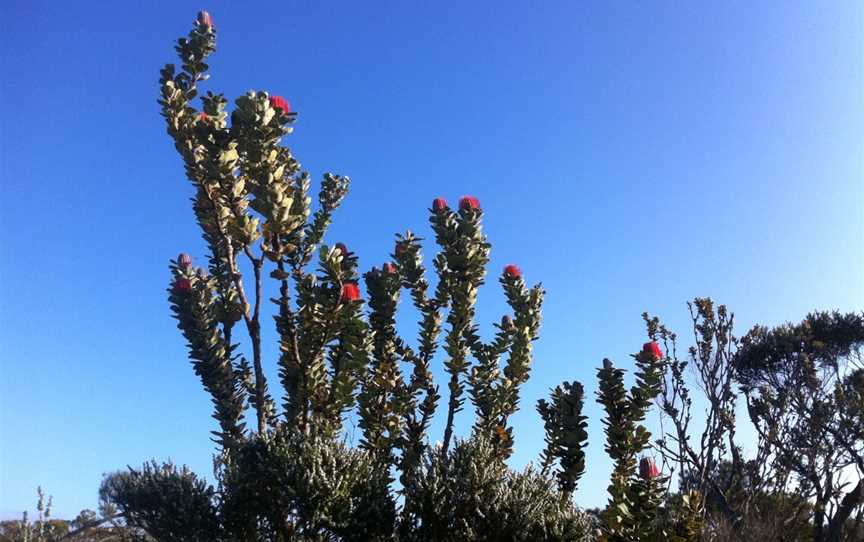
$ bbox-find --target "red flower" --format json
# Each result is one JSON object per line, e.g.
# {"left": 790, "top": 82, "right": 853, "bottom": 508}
{"left": 432, "top": 197, "right": 448, "bottom": 212}
{"left": 642, "top": 341, "right": 663, "bottom": 360}
{"left": 503, "top": 264, "right": 521, "bottom": 279}
{"left": 383, "top": 262, "right": 397, "bottom": 274}
{"left": 197, "top": 11, "right": 214, "bottom": 29}
{"left": 198, "top": 112, "right": 208, "bottom": 122}
{"left": 174, "top": 277, "right": 192, "bottom": 293}
{"left": 459, "top": 195, "right": 480, "bottom": 211}
{"left": 335, "top": 243, "right": 349, "bottom": 255}
{"left": 178, "top": 253, "right": 193, "bottom": 268}
{"left": 341, "top": 282, "right": 361, "bottom": 302}
{"left": 269, "top": 95, "right": 291, "bottom": 115}
{"left": 639, "top": 457, "right": 661, "bottom": 480}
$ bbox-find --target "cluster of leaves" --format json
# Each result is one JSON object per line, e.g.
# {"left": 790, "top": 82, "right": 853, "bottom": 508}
{"left": 400, "top": 434, "right": 595, "bottom": 542}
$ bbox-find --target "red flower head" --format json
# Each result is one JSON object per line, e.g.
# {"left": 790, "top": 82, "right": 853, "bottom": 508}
{"left": 503, "top": 264, "right": 521, "bottom": 279}
{"left": 198, "top": 112, "right": 208, "bottom": 122}
{"left": 174, "top": 277, "right": 192, "bottom": 293}
{"left": 197, "top": 11, "right": 214, "bottom": 29}
{"left": 432, "top": 197, "right": 448, "bottom": 212}
{"left": 459, "top": 195, "right": 481, "bottom": 211}
{"left": 341, "top": 282, "right": 361, "bottom": 302}
{"left": 382, "top": 262, "right": 397, "bottom": 274}
{"left": 642, "top": 341, "right": 663, "bottom": 360}
{"left": 335, "top": 243, "right": 349, "bottom": 256}
{"left": 178, "top": 253, "right": 193, "bottom": 268}
{"left": 639, "top": 457, "right": 661, "bottom": 480}
{"left": 269, "top": 95, "right": 291, "bottom": 115}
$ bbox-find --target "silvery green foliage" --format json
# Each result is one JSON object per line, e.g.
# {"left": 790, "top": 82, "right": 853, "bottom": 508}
{"left": 218, "top": 431, "right": 396, "bottom": 541}
{"left": 400, "top": 434, "right": 594, "bottom": 542}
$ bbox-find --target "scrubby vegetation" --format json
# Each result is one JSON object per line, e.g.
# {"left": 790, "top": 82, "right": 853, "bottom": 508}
{"left": 5, "top": 12, "right": 861, "bottom": 542}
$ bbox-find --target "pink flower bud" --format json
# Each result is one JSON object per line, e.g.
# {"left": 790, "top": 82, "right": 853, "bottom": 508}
{"left": 639, "top": 457, "right": 661, "bottom": 480}
{"left": 432, "top": 197, "right": 448, "bottom": 212}
{"left": 178, "top": 253, "right": 193, "bottom": 268}
{"left": 383, "top": 262, "right": 397, "bottom": 274}
{"left": 269, "top": 95, "right": 291, "bottom": 115}
{"left": 197, "top": 11, "right": 214, "bottom": 29}
{"left": 459, "top": 195, "right": 480, "bottom": 211}
{"left": 503, "top": 264, "right": 521, "bottom": 279}
{"left": 174, "top": 277, "right": 192, "bottom": 293}
{"left": 642, "top": 341, "right": 663, "bottom": 360}
{"left": 341, "top": 282, "right": 361, "bottom": 302}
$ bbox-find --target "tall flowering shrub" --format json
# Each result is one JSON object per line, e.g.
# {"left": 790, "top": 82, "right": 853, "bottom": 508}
{"left": 595, "top": 343, "right": 667, "bottom": 541}
{"left": 100, "top": 11, "right": 594, "bottom": 541}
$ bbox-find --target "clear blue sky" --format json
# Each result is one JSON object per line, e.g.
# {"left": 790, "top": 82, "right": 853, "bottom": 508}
{"left": 1, "top": 0, "right": 862, "bottom": 519}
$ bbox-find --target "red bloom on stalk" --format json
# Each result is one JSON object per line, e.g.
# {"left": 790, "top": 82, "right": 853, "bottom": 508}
{"left": 197, "top": 11, "right": 214, "bottom": 29}
{"left": 459, "top": 195, "right": 480, "bottom": 211}
{"left": 503, "top": 264, "right": 521, "bottom": 279}
{"left": 178, "top": 253, "right": 193, "bottom": 268}
{"left": 642, "top": 341, "right": 663, "bottom": 360}
{"left": 335, "top": 243, "right": 349, "bottom": 255}
{"left": 341, "top": 282, "right": 361, "bottom": 302}
{"left": 174, "top": 277, "right": 192, "bottom": 293}
{"left": 269, "top": 95, "right": 291, "bottom": 115}
{"left": 432, "top": 197, "right": 448, "bottom": 212}
{"left": 383, "top": 262, "right": 397, "bottom": 274}
{"left": 198, "top": 112, "right": 207, "bottom": 122}
{"left": 639, "top": 457, "right": 661, "bottom": 480}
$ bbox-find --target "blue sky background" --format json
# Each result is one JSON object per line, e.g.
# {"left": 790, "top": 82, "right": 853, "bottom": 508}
{"left": 1, "top": 0, "right": 862, "bottom": 519}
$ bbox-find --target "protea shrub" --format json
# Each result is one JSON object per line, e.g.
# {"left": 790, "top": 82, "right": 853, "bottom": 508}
{"left": 98, "top": 11, "right": 600, "bottom": 541}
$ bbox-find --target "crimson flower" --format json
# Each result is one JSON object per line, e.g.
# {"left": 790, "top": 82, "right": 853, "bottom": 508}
{"left": 269, "top": 95, "right": 291, "bottom": 115}
{"left": 459, "top": 195, "right": 480, "bottom": 211}
{"left": 178, "top": 253, "right": 193, "bottom": 268}
{"left": 642, "top": 341, "right": 663, "bottom": 360}
{"left": 432, "top": 197, "right": 448, "bottom": 212}
{"left": 341, "top": 283, "right": 361, "bottom": 302}
{"left": 335, "top": 243, "right": 349, "bottom": 255}
{"left": 383, "top": 262, "right": 397, "bottom": 274}
{"left": 503, "top": 264, "right": 521, "bottom": 279}
{"left": 639, "top": 457, "right": 661, "bottom": 480}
